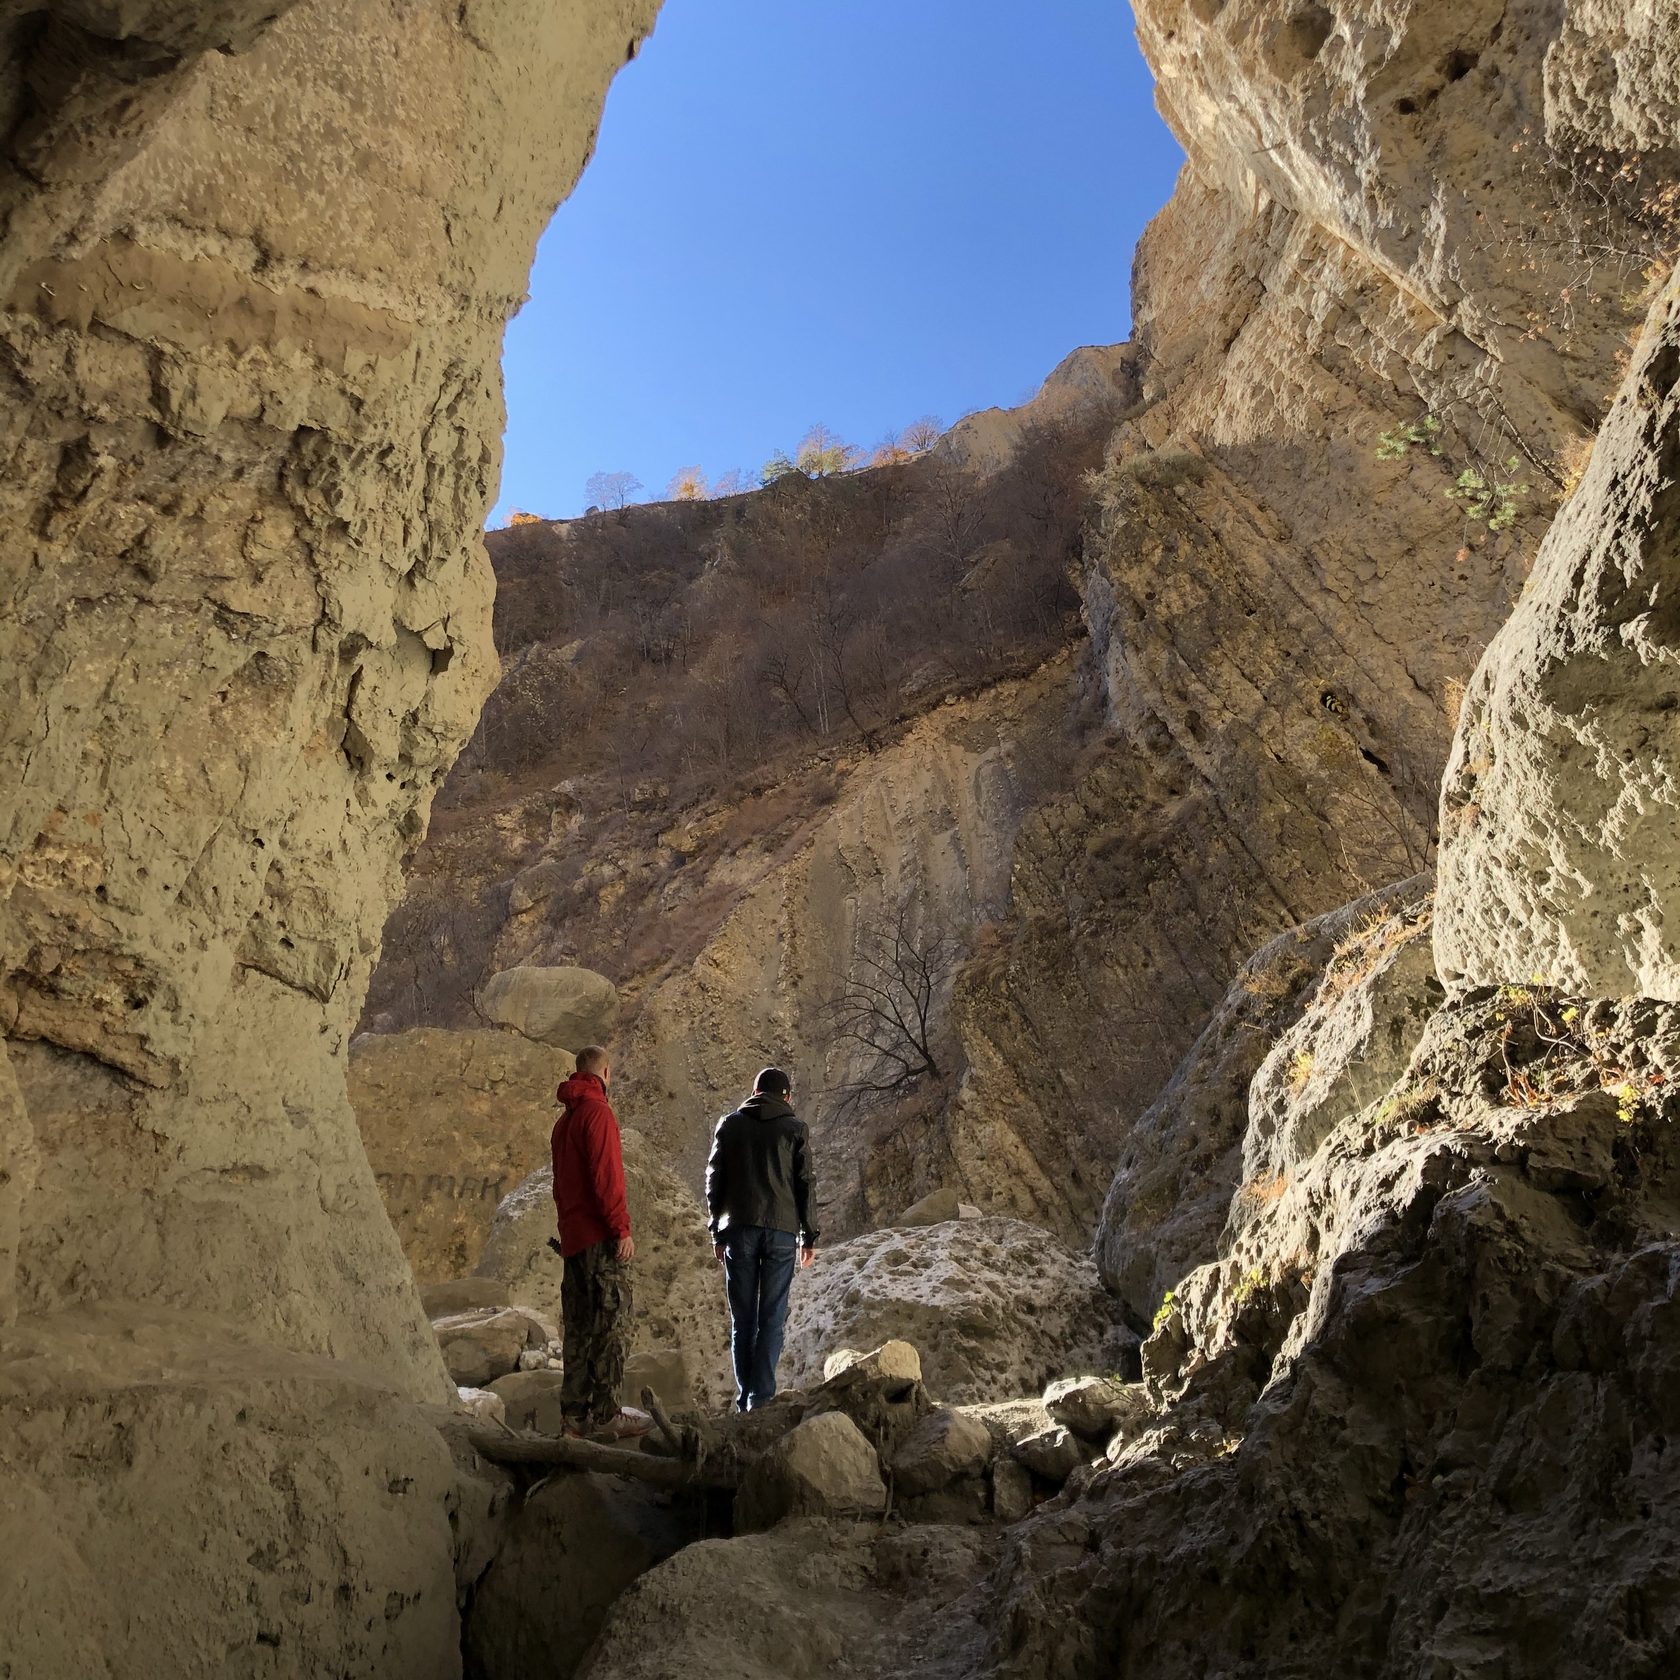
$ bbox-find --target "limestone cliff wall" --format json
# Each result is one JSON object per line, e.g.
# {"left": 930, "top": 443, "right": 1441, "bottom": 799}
{"left": 973, "top": 0, "right": 1675, "bottom": 1247}
{"left": 0, "top": 3, "right": 658, "bottom": 1673}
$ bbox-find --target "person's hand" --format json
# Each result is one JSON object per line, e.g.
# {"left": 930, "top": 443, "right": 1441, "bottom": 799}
{"left": 713, "top": 1242, "right": 727, "bottom": 1265}
{"left": 615, "top": 1234, "right": 636, "bottom": 1261}
{"left": 799, "top": 1245, "right": 816, "bottom": 1269}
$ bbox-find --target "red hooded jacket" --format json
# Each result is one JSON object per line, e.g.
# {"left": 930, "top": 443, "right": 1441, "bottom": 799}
{"left": 550, "top": 1070, "right": 631, "bottom": 1257}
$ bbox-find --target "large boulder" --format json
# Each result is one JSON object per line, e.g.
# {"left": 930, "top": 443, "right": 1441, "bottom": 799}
{"left": 462, "top": 1473, "right": 692, "bottom": 1680}
{"left": 577, "top": 1520, "right": 996, "bottom": 1680}
{"left": 433, "top": 1306, "right": 548, "bottom": 1390}
{"left": 486, "top": 1369, "right": 568, "bottom": 1435}
{"left": 889, "top": 1407, "right": 993, "bottom": 1495}
{"left": 734, "top": 1412, "right": 889, "bottom": 1532}
{"left": 479, "top": 965, "right": 619, "bottom": 1050}
{"left": 782, "top": 1218, "right": 1124, "bottom": 1403}
{"left": 1042, "top": 1375, "right": 1152, "bottom": 1444}
{"left": 351, "top": 1027, "right": 573, "bottom": 1283}
{"left": 473, "top": 1130, "right": 729, "bottom": 1407}
{"left": 420, "top": 1277, "right": 510, "bottom": 1318}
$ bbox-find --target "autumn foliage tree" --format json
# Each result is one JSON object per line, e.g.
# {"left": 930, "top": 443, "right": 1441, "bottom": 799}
{"left": 666, "top": 464, "right": 708, "bottom": 501}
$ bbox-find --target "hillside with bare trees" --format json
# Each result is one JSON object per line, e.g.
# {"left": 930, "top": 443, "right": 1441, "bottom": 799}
{"left": 363, "top": 398, "right": 1122, "bottom": 1036}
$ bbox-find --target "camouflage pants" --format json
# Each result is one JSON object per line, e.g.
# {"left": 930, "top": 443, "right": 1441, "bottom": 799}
{"left": 561, "top": 1241, "right": 632, "bottom": 1427}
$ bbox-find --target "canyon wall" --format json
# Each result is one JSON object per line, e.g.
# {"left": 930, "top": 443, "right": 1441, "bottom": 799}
{"left": 0, "top": 2, "right": 657, "bottom": 1671}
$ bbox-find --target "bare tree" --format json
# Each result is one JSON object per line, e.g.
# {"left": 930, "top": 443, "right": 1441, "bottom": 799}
{"left": 796, "top": 422, "right": 859, "bottom": 477}
{"left": 824, "top": 901, "right": 963, "bottom": 1102}
{"left": 809, "top": 576, "right": 878, "bottom": 750}
{"left": 902, "top": 414, "right": 943, "bottom": 453}
{"left": 666, "top": 465, "right": 708, "bottom": 501}
{"left": 585, "top": 470, "right": 641, "bottom": 510}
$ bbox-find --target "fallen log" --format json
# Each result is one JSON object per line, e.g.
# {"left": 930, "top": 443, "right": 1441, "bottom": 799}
{"left": 464, "top": 1425, "right": 743, "bottom": 1490}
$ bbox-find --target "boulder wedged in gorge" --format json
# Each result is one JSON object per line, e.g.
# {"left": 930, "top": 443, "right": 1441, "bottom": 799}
{"left": 1437, "top": 270, "right": 1680, "bottom": 997}
{"left": 478, "top": 964, "right": 619, "bottom": 1049}
{"left": 0, "top": 0, "right": 658, "bottom": 1669}
{"left": 781, "top": 1218, "right": 1126, "bottom": 1404}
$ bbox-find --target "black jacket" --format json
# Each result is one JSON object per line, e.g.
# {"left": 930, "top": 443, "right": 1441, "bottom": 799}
{"left": 705, "top": 1094, "right": 819, "bottom": 1245}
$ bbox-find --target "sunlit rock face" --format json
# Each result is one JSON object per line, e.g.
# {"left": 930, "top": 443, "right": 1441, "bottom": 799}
{"left": 0, "top": 1, "right": 658, "bottom": 1671}
{"left": 954, "top": 0, "right": 1675, "bottom": 1240}
{"left": 1437, "top": 271, "right": 1680, "bottom": 995}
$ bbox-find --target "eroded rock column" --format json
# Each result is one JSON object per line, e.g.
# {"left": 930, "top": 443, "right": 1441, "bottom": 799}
{"left": 0, "top": 2, "right": 658, "bottom": 1672}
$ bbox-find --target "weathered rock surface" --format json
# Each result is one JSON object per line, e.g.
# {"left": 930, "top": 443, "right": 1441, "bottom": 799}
{"left": 1438, "top": 270, "right": 1680, "bottom": 997}
{"left": 783, "top": 1218, "right": 1123, "bottom": 1404}
{"left": 890, "top": 1406, "right": 994, "bottom": 1495}
{"left": 734, "top": 1410, "right": 888, "bottom": 1532}
{"left": 478, "top": 964, "right": 619, "bottom": 1050}
{"left": 352, "top": 1027, "right": 573, "bottom": 1282}
{"left": 578, "top": 1521, "right": 997, "bottom": 1680}
{"left": 0, "top": 1, "right": 658, "bottom": 1668}
{"left": 1094, "top": 879, "right": 1428, "bottom": 1328}
{"left": 485, "top": 1369, "right": 568, "bottom": 1435}
{"left": 0, "top": 1309, "right": 474, "bottom": 1679}
{"left": 433, "top": 1305, "right": 550, "bottom": 1390}
{"left": 984, "top": 974, "right": 1680, "bottom": 1676}
{"left": 462, "top": 1473, "right": 692, "bottom": 1680}
{"left": 1042, "top": 1376, "right": 1151, "bottom": 1445}
{"left": 472, "top": 1133, "right": 729, "bottom": 1407}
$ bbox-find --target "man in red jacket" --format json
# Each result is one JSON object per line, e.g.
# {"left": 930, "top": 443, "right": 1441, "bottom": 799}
{"left": 551, "top": 1046, "right": 646, "bottom": 1440}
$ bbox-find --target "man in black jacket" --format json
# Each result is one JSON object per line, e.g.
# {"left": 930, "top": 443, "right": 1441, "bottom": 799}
{"left": 704, "top": 1067, "right": 818, "bottom": 1412}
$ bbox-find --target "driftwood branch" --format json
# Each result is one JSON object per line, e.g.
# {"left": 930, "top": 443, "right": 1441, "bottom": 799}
{"left": 464, "top": 1425, "right": 743, "bottom": 1490}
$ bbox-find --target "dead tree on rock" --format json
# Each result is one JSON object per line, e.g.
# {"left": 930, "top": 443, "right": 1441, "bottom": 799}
{"left": 825, "top": 902, "right": 962, "bottom": 1104}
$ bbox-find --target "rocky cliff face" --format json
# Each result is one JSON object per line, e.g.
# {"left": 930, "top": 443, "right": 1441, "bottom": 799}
{"left": 0, "top": 2, "right": 656, "bottom": 1671}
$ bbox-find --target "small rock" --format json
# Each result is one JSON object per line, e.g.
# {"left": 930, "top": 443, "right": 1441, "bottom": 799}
{"left": 456, "top": 1386, "right": 507, "bottom": 1425}
{"left": 734, "top": 1411, "right": 888, "bottom": 1532}
{"left": 891, "top": 1407, "right": 994, "bottom": 1495}
{"left": 897, "top": 1187, "right": 963, "bottom": 1226}
{"left": 435, "top": 1307, "right": 544, "bottom": 1389}
{"left": 991, "top": 1455, "right": 1033, "bottom": 1522}
{"left": 807, "top": 1341, "right": 929, "bottom": 1457}
{"left": 822, "top": 1340, "right": 922, "bottom": 1384}
{"left": 624, "top": 1347, "right": 693, "bottom": 1413}
{"left": 517, "top": 1349, "right": 549, "bottom": 1372}
{"left": 1044, "top": 1374, "right": 1151, "bottom": 1442}
{"left": 488, "top": 1369, "right": 570, "bottom": 1434}
{"left": 1013, "top": 1425, "right": 1084, "bottom": 1483}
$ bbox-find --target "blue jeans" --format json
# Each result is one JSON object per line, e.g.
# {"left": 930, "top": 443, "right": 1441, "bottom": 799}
{"left": 723, "top": 1225, "right": 798, "bottom": 1411}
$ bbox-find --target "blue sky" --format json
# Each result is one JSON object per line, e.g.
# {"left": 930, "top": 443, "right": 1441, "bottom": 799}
{"left": 491, "top": 1, "right": 1182, "bottom": 525}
